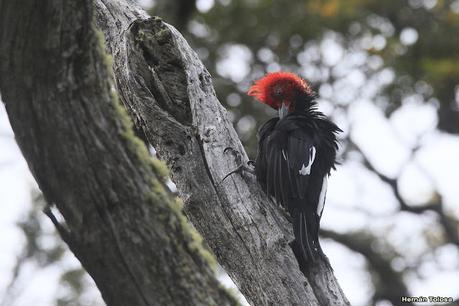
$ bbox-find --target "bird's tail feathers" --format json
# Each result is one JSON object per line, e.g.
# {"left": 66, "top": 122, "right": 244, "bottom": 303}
{"left": 291, "top": 208, "right": 325, "bottom": 272}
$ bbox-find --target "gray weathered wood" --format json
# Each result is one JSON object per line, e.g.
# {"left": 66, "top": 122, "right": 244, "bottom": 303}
{"left": 0, "top": 0, "right": 240, "bottom": 305}
{"left": 93, "top": 0, "right": 350, "bottom": 305}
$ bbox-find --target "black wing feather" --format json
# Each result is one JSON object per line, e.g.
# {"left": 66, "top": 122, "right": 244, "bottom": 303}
{"left": 255, "top": 112, "right": 340, "bottom": 265}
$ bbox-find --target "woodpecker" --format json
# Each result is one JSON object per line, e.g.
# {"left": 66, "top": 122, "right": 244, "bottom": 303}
{"left": 248, "top": 72, "right": 341, "bottom": 270}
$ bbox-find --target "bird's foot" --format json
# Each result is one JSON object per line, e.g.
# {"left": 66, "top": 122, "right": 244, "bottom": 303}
{"left": 221, "top": 147, "right": 255, "bottom": 182}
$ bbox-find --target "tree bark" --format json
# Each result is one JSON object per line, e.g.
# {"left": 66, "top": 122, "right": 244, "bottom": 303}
{"left": 0, "top": 1, "right": 238, "bottom": 306}
{"left": 93, "top": 1, "right": 350, "bottom": 305}
{"left": 0, "top": 0, "right": 350, "bottom": 305}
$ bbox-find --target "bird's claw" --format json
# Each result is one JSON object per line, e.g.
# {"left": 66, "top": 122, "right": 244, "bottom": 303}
{"left": 223, "top": 147, "right": 235, "bottom": 154}
{"left": 221, "top": 147, "right": 255, "bottom": 183}
{"left": 221, "top": 164, "right": 244, "bottom": 182}
{"left": 223, "top": 146, "right": 242, "bottom": 164}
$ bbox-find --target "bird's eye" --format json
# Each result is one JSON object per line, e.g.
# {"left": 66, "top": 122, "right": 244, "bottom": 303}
{"left": 273, "top": 86, "right": 283, "bottom": 97}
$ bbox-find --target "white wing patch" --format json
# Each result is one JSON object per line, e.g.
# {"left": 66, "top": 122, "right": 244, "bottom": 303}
{"left": 317, "top": 176, "right": 328, "bottom": 217}
{"left": 282, "top": 149, "right": 287, "bottom": 161}
{"left": 298, "top": 146, "right": 316, "bottom": 175}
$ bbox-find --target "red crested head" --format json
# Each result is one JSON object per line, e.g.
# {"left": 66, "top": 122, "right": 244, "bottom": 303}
{"left": 247, "top": 72, "right": 313, "bottom": 110}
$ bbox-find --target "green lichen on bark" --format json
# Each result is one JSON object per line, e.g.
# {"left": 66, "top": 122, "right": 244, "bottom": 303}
{"left": 96, "top": 23, "right": 223, "bottom": 283}
{"left": 151, "top": 157, "right": 170, "bottom": 179}
{"left": 171, "top": 197, "right": 218, "bottom": 271}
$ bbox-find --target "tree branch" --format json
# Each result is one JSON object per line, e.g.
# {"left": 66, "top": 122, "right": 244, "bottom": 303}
{"left": 92, "top": 0, "right": 350, "bottom": 305}
{"left": 321, "top": 229, "right": 412, "bottom": 306}
{"left": 348, "top": 139, "right": 459, "bottom": 247}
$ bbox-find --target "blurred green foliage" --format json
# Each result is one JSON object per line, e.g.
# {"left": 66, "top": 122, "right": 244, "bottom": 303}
{"left": 151, "top": 0, "right": 459, "bottom": 148}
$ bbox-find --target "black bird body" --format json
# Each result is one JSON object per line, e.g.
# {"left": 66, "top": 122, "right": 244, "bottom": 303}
{"left": 256, "top": 108, "right": 340, "bottom": 266}
{"left": 246, "top": 72, "right": 340, "bottom": 269}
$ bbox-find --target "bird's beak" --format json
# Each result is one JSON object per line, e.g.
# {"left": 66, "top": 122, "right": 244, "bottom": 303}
{"left": 278, "top": 102, "right": 289, "bottom": 119}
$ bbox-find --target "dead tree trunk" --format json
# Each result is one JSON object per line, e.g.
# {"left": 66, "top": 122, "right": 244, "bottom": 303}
{"left": 0, "top": 0, "right": 350, "bottom": 305}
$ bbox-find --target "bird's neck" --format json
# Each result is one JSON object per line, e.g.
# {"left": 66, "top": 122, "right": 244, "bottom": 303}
{"left": 294, "top": 92, "right": 316, "bottom": 110}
